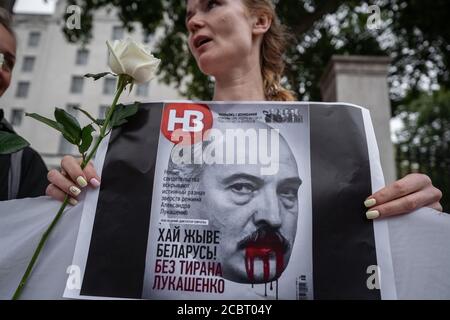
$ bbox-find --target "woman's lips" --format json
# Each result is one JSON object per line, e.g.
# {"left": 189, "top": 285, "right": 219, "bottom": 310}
{"left": 192, "top": 34, "right": 213, "bottom": 56}
{"left": 197, "top": 40, "right": 213, "bottom": 54}
{"left": 193, "top": 35, "right": 212, "bottom": 48}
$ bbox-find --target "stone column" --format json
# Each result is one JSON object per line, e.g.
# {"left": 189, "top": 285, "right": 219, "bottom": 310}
{"left": 319, "top": 55, "right": 397, "bottom": 184}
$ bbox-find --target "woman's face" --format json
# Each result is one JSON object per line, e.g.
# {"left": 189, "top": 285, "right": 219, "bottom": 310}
{"left": 0, "top": 24, "right": 15, "bottom": 97}
{"left": 186, "top": 0, "right": 256, "bottom": 76}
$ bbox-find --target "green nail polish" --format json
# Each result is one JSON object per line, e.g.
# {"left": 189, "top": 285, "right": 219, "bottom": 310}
{"left": 364, "top": 198, "right": 376, "bottom": 208}
{"left": 366, "top": 210, "right": 380, "bottom": 220}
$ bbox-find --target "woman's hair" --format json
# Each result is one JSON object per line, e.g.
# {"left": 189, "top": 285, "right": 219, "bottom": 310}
{"left": 243, "top": 0, "right": 296, "bottom": 101}
{"left": 0, "top": 8, "right": 15, "bottom": 40}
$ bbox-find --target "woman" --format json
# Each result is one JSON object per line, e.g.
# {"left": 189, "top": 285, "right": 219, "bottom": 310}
{"left": 45, "top": 0, "right": 443, "bottom": 219}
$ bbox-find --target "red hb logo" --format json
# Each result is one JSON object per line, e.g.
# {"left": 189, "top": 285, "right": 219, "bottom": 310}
{"left": 161, "top": 103, "right": 213, "bottom": 145}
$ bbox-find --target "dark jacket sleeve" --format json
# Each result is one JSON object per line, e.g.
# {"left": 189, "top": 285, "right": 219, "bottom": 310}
{"left": 0, "top": 154, "right": 10, "bottom": 201}
{"left": 16, "top": 147, "right": 49, "bottom": 199}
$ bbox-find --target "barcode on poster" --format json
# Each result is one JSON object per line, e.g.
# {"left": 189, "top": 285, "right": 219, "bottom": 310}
{"left": 296, "top": 275, "right": 308, "bottom": 300}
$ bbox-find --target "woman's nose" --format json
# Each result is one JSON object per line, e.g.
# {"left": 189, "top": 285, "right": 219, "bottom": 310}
{"left": 187, "top": 13, "right": 205, "bottom": 34}
{"left": 253, "top": 190, "right": 282, "bottom": 228}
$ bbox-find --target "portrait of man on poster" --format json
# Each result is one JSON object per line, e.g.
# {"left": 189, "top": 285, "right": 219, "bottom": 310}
{"left": 166, "top": 120, "right": 302, "bottom": 284}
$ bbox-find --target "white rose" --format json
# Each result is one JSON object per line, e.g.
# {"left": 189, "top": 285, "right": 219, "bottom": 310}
{"left": 107, "top": 38, "right": 161, "bottom": 84}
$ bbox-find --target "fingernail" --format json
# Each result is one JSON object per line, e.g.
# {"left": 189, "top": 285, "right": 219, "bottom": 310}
{"left": 364, "top": 198, "right": 376, "bottom": 208}
{"left": 90, "top": 178, "right": 101, "bottom": 188}
{"left": 69, "top": 186, "right": 81, "bottom": 196}
{"left": 69, "top": 198, "right": 78, "bottom": 206}
{"left": 366, "top": 210, "right": 380, "bottom": 220}
{"left": 76, "top": 176, "right": 88, "bottom": 188}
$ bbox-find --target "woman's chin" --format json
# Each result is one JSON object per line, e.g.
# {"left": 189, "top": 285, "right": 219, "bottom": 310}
{"left": 198, "top": 55, "right": 224, "bottom": 76}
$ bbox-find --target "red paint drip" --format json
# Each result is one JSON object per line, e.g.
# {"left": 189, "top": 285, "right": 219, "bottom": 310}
{"left": 244, "top": 235, "right": 285, "bottom": 283}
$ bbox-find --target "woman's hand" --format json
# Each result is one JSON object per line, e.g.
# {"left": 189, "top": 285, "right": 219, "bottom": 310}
{"left": 364, "top": 173, "right": 443, "bottom": 219}
{"left": 46, "top": 155, "right": 101, "bottom": 205}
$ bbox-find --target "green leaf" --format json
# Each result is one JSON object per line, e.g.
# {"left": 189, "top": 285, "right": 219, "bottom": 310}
{"left": 84, "top": 72, "right": 114, "bottom": 81}
{"left": 113, "top": 119, "right": 128, "bottom": 127}
{"left": 0, "top": 131, "right": 30, "bottom": 155}
{"left": 96, "top": 118, "right": 106, "bottom": 126}
{"left": 110, "top": 102, "right": 140, "bottom": 128}
{"left": 61, "top": 133, "right": 77, "bottom": 145}
{"left": 25, "top": 113, "right": 64, "bottom": 133}
{"left": 78, "top": 124, "right": 95, "bottom": 154}
{"left": 54, "top": 108, "right": 82, "bottom": 145}
{"left": 26, "top": 111, "right": 79, "bottom": 147}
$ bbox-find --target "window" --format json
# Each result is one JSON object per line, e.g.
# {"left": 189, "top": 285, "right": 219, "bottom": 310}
{"left": 22, "top": 56, "right": 35, "bottom": 72}
{"left": 103, "top": 78, "right": 116, "bottom": 95}
{"left": 76, "top": 48, "right": 89, "bottom": 65}
{"left": 112, "top": 26, "right": 124, "bottom": 40}
{"left": 70, "top": 76, "right": 84, "bottom": 94}
{"left": 16, "top": 81, "right": 30, "bottom": 98}
{"left": 28, "top": 32, "right": 41, "bottom": 47}
{"left": 10, "top": 109, "right": 24, "bottom": 126}
{"left": 136, "top": 83, "right": 149, "bottom": 97}
{"left": 99, "top": 105, "right": 109, "bottom": 119}
{"left": 58, "top": 105, "right": 79, "bottom": 154}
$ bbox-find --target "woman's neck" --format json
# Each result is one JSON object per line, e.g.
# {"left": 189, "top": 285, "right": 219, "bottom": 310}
{"left": 213, "top": 61, "right": 265, "bottom": 101}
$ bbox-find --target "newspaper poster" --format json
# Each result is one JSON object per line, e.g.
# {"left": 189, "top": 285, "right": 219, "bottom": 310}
{"left": 64, "top": 101, "right": 396, "bottom": 300}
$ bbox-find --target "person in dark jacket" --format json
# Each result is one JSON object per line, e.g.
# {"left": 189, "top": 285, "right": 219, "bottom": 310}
{"left": 0, "top": 8, "right": 47, "bottom": 200}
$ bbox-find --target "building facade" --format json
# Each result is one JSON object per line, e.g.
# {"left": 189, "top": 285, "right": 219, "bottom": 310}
{"left": 1, "top": 1, "right": 183, "bottom": 167}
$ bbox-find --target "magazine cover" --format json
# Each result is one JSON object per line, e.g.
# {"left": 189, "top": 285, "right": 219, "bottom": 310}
{"left": 63, "top": 101, "right": 396, "bottom": 300}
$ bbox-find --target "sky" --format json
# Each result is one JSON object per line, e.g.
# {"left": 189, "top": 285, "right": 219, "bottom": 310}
{"left": 14, "top": 0, "right": 57, "bottom": 14}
